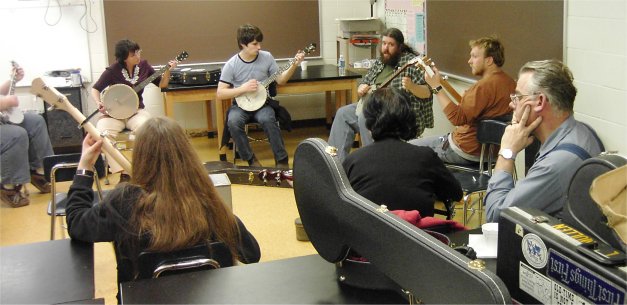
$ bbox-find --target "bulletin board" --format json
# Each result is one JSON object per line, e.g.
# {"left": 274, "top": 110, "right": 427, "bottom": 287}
{"left": 0, "top": 0, "right": 91, "bottom": 86}
{"left": 384, "top": 0, "right": 427, "bottom": 55}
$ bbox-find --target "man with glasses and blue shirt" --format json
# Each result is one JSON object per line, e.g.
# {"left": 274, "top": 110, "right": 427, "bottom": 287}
{"left": 410, "top": 36, "right": 516, "bottom": 166}
{"left": 485, "top": 59, "right": 604, "bottom": 222}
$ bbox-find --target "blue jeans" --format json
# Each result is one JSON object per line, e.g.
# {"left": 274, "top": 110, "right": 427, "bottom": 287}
{"left": 1, "top": 112, "right": 54, "bottom": 185}
{"left": 327, "top": 103, "right": 373, "bottom": 162}
{"left": 227, "top": 104, "right": 287, "bottom": 162}
{"left": 409, "top": 135, "right": 476, "bottom": 165}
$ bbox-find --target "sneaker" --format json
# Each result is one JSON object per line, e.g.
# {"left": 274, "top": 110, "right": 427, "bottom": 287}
{"left": 247, "top": 155, "right": 262, "bottom": 167}
{"left": 1, "top": 185, "right": 30, "bottom": 208}
{"left": 119, "top": 173, "right": 131, "bottom": 184}
{"left": 30, "top": 172, "right": 51, "bottom": 193}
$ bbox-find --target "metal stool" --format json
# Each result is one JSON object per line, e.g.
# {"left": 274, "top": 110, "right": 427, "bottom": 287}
{"left": 232, "top": 122, "right": 279, "bottom": 164}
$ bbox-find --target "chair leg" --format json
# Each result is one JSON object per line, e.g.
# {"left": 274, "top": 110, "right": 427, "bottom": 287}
{"left": 50, "top": 174, "right": 57, "bottom": 240}
{"left": 462, "top": 193, "right": 470, "bottom": 226}
{"left": 463, "top": 191, "right": 487, "bottom": 227}
{"left": 478, "top": 192, "right": 485, "bottom": 224}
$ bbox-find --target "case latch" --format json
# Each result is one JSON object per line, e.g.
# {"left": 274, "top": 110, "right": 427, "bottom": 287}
{"left": 531, "top": 216, "right": 549, "bottom": 223}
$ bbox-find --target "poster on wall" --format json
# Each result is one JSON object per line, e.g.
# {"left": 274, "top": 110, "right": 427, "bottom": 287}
{"left": 384, "top": 0, "right": 426, "bottom": 54}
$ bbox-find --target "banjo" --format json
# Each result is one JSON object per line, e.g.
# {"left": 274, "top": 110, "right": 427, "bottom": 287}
{"left": 235, "top": 43, "right": 316, "bottom": 112}
{"left": 0, "top": 61, "right": 25, "bottom": 124}
{"left": 100, "top": 51, "right": 188, "bottom": 119}
{"left": 31, "top": 77, "right": 132, "bottom": 174}
{"left": 355, "top": 55, "right": 424, "bottom": 115}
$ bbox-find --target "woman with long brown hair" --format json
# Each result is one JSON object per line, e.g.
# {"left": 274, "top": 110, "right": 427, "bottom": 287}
{"left": 65, "top": 117, "right": 260, "bottom": 286}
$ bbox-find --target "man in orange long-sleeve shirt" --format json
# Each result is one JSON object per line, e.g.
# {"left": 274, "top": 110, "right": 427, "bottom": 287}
{"left": 410, "top": 37, "right": 515, "bottom": 165}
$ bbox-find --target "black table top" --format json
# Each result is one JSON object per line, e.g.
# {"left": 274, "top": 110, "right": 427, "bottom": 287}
{"left": 1, "top": 239, "right": 95, "bottom": 304}
{"left": 120, "top": 254, "right": 407, "bottom": 304}
{"left": 163, "top": 64, "right": 362, "bottom": 92}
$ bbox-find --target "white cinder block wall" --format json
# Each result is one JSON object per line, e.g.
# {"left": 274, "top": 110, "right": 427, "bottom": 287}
{"left": 85, "top": 0, "right": 625, "bottom": 154}
{"left": 565, "top": 0, "right": 626, "bottom": 154}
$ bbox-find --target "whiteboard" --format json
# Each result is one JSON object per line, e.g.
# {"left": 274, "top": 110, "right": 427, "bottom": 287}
{"left": 0, "top": 0, "right": 91, "bottom": 87}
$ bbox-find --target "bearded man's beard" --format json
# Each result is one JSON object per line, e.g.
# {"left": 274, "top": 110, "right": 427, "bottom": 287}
{"left": 381, "top": 49, "right": 401, "bottom": 67}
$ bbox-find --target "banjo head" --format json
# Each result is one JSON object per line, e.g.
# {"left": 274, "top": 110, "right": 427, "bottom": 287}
{"left": 101, "top": 84, "right": 139, "bottom": 119}
{"left": 236, "top": 86, "right": 268, "bottom": 112}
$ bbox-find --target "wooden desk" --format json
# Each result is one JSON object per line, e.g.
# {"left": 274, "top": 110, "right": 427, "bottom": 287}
{"left": 162, "top": 65, "right": 362, "bottom": 157}
{"left": 1, "top": 239, "right": 95, "bottom": 304}
{"left": 120, "top": 254, "right": 406, "bottom": 304}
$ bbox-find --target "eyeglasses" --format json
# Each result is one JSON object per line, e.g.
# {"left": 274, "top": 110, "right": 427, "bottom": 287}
{"left": 132, "top": 50, "right": 142, "bottom": 57}
{"left": 509, "top": 92, "right": 539, "bottom": 106}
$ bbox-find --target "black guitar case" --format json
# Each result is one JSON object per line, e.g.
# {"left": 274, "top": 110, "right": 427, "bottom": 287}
{"left": 562, "top": 153, "right": 627, "bottom": 251}
{"left": 293, "top": 138, "right": 511, "bottom": 304}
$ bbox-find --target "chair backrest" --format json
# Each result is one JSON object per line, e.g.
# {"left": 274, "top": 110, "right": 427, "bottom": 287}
{"left": 476, "top": 119, "right": 509, "bottom": 146}
{"left": 136, "top": 241, "right": 233, "bottom": 279}
{"left": 43, "top": 153, "right": 106, "bottom": 183}
{"left": 476, "top": 118, "right": 510, "bottom": 176}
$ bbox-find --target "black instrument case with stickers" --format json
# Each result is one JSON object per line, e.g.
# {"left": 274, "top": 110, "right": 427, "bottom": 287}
{"left": 293, "top": 138, "right": 511, "bottom": 304}
{"left": 497, "top": 207, "right": 626, "bottom": 304}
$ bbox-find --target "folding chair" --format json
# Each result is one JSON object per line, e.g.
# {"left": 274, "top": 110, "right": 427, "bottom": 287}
{"left": 448, "top": 118, "right": 514, "bottom": 226}
{"left": 136, "top": 242, "right": 233, "bottom": 279}
{"left": 43, "top": 153, "right": 107, "bottom": 240}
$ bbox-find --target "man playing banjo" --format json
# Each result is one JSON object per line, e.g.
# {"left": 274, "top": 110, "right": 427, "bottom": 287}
{"left": 91, "top": 39, "right": 177, "bottom": 183}
{"left": 217, "top": 24, "right": 304, "bottom": 168}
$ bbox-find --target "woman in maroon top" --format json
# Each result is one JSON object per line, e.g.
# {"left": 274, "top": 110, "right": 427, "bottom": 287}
{"left": 91, "top": 39, "right": 177, "bottom": 182}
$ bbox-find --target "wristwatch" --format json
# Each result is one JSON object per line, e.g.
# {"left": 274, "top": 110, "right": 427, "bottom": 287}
{"left": 76, "top": 169, "right": 95, "bottom": 177}
{"left": 499, "top": 148, "right": 517, "bottom": 160}
{"left": 430, "top": 85, "right": 443, "bottom": 95}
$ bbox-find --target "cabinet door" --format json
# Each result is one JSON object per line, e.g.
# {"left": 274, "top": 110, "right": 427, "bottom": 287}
{"left": 45, "top": 87, "right": 84, "bottom": 153}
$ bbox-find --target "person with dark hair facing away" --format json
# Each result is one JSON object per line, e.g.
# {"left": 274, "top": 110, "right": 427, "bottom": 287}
{"left": 329, "top": 27, "right": 432, "bottom": 162}
{"left": 217, "top": 24, "right": 304, "bottom": 168}
{"left": 343, "top": 88, "right": 463, "bottom": 216}
{"left": 91, "top": 39, "right": 178, "bottom": 183}
{"left": 1, "top": 65, "right": 54, "bottom": 207}
{"left": 410, "top": 36, "right": 515, "bottom": 166}
{"left": 485, "top": 60, "right": 604, "bottom": 222}
{"left": 65, "top": 117, "right": 261, "bottom": 300}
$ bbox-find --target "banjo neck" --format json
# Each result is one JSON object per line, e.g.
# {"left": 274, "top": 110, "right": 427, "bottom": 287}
{"left": 260, "top": 43, "right": 316, "bottom": 88}
{"left": 131, "top": 51, "right": 189, "bottom": 93}
{"left": 131, "top": 64, "right": 170, "bottom": 93}
{"left": 8, "top": 61, "right": 18, "bottom": 95}
{"left": 260, "top": 58, "right": 297, "bottom": 88}
{"left": 378, "top": 56, "right": 421, "bottom": 89}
